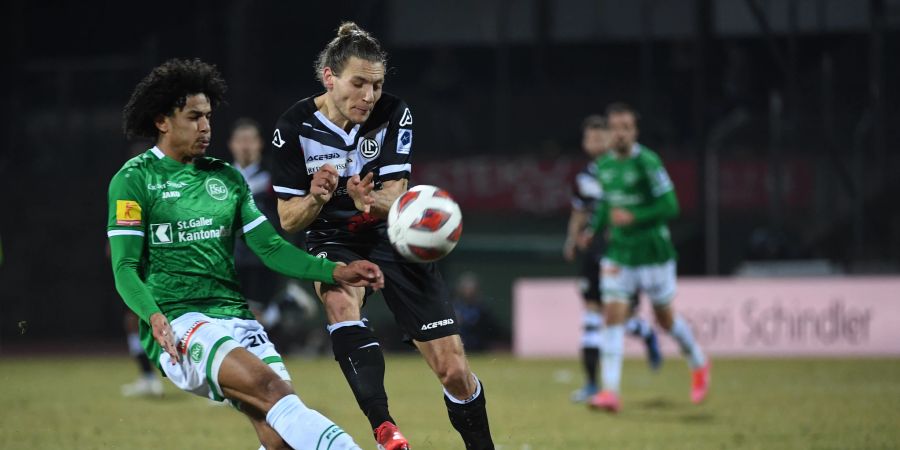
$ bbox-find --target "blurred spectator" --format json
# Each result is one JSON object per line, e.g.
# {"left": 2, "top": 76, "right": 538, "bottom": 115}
{"left": 229, "top": 118, "right": 280, "bottom": 311}
{"left": 228, "top": 118, "right": 323, "bottom": 353}
{"left": 452, "top": 272, "right": 503, "bottom": 352}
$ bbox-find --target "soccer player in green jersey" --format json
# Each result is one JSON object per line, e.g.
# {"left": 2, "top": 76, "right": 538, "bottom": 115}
{"left": 108, "top": 58, "right": 383, "bottom": 450}
{"left": 586, "top": 103, "right": 710, "bottom": 412}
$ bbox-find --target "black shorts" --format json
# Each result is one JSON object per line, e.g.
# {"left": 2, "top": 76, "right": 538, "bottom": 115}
{"left": 309, "top": 239, "right": 460, "bottom": 343}
{"left": 578, "top": 244, "right": 603, "bottom": 304}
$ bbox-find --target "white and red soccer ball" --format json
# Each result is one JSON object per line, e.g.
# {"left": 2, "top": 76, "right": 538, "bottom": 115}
{"left": 387, "top": 185, "right": 463, "bottom": 263}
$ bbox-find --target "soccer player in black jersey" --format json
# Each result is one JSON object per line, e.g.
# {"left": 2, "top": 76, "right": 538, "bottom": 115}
{"left": 564, "top": 115, "right": 661, "bottom": 404}
{"left": 272, "top": 22, "right": 494, "bottom": 450}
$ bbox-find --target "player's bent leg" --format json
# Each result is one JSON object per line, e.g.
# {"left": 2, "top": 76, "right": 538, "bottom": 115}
{"left": 219, "top": 348, "right": 362, "bottom": 450}
{"left": 317, "top": 280, "right": 398, "bottom": 439}
{"left": 416, "top": 335, "right": 495, "bottom": 450}
{"left": 652, "top": 305, "right": 710, "bottom": 404}
{"left": 239, "top": 399, "right": 291, "bottom": 450}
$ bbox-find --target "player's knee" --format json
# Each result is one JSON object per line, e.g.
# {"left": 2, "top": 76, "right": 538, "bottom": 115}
{"left": 321, "top": 290, "right": 362, "bottom": 322}
{"left": 435, "top": 358, "right": 469, "bottom": 390}
{"left": 261, "top": 376, "right": 294, "bottom": 409}
{"left": 603, "top": 301, "right": 629, "bottom": 323}
{"left": 653, "top": 305, "right": 674, "bottom": 330}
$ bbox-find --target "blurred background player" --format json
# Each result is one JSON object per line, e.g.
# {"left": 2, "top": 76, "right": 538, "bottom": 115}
{"left": 564, "top": 115, "right": 661, "bottom": 403}
{"left": 229, "top": 119, "right": 324, "bottom": 351}
{"left": 587, "top": 103, "right": 710, "bottom": 413}
{"left": 272, "top": 22, "right": 494, "bottom": 450}
{"left": 228, "top": 118, "right": 279, "bottom": 316}
{"left": 110, "top": 58, "right": 383, "bottom": 449}
{"left": 451, "top": 272, "right": 503, "bottom": 353}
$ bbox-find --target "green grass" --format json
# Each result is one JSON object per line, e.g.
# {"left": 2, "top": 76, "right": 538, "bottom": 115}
{"left": 1, "top": 355, "right": 898, "bottom": 449}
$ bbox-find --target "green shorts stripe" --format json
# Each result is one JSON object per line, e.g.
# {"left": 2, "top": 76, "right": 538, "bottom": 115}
{"left": 262, "top": 356, "right": 284, "bottom": 365}
{"left": 205, "top": 336, "right": 234, "bottom": 401}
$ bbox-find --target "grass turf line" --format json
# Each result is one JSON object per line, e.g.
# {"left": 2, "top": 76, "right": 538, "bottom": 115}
{"left": 0, "top": 355, "right": 897, "bottom": 449}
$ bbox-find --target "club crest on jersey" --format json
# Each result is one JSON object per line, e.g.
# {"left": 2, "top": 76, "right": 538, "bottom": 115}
{"left": 189, "top": 342, "right": 204, "bottom": 363}
{"left": 399, "top": 107, "right": 413, "bottom": 126}
{"left": 205, "top": 177, "right": 228, "bottom": 200}
{"left": 359, "top": 138, "right": 380, "bottom": 159}
{"left": 272, "top": 129, "right": 285, "bottom": 148}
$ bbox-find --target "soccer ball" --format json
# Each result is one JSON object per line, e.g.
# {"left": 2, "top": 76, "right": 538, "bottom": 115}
{"left": 387, "top": 185, "right": 463, "bottom": 263}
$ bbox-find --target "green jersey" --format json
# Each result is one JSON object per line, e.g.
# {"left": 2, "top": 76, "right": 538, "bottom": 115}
{"left": 592, "top": 143, "right": 680, "bottom": 266}
{"left": 107, "top": 146, "right": 261, "bottom": 320}
{"left": 107, "top": 146, "right": 337, "bottom": 366}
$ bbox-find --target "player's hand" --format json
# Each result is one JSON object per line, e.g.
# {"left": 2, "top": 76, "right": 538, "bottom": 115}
{"left": 576, "top": 230, "right": 594, "bottom": 251}
{"left": 610, "top": 208, "right": 635, "bottom": 226}
{"left": 310, "top": 164, "right": 339, "bottom": 205}
{"left": 333, "top": 260, "right": 385, "bottom": 291}
{"left": 563, "top": 238, "right": 577, "bottom": 262}
{"left": 346, "top": 172, "right": 375, "bottom": 213}
{"left": 150, "top": 312, "right": 179, "bottom": 364}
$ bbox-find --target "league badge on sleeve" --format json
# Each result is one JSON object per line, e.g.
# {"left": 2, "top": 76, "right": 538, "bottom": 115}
{"left": 116, "top": 200, "right": 142, "bottom": 226}
{"left": 397, "top": 129, "right": 412, "bottom": 154}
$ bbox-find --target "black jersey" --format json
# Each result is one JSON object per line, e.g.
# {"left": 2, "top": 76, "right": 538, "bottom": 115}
{"left": 571, "top": 160, "right": 603, "bottom": 212}
{"left": 271, "top": 92, "right": 413, "bottom": 249}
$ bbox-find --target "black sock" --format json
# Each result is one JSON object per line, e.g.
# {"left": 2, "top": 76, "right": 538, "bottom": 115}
{"left": 582, "top": 347, "right": 599, "bottom": 386}
{"left": 135, "top": 353, "right": 153, "bottom": 375}
{"left": 445, "top": 378, "right": 494, "bottom": 450}
{"left": 331, "top": 325, "right": 394, "bottom": 430}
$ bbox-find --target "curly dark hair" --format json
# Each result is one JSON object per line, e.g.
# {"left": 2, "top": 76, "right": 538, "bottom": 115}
{"left": 122, "top": 58, "right": 227, "bottom": 139}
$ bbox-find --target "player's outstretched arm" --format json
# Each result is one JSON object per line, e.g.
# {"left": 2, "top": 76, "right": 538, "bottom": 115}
{"left": 333, "top": 260, "right": 384, "bottom": 290}
{"left": 109, "top": 236, "right": 180, "bottom": 362}
{"left": 590, "top": 198, "right": 610, "bottom": 233}
{"left": 109, "top": 235, "right": 162, "bottom": 322}
{"left": 277, "top": 164, "right": 339, "bottom": 233}
{"left": 564, "top": 208, "right": 590, "bottom": 261}
{"left": 244, "top": 218, "right": 383, "bottom": 289}
{"left": 627, "top": 190, "right": 680, "bottom": 225}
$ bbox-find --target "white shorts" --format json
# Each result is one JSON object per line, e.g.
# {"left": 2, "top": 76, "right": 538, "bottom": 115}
{"left": 601, "top": 258, "right": 677, "bottom": 306}
{"left": 159, "top": 312, "right": 291, "bottom": 402}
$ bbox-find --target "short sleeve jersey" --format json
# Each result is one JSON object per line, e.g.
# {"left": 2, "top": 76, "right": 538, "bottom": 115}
{"left": 106, "top": 147, "right": 265, "bottom": 321}
{"left": 571, "top": 161, "right": 603, "bottom": 212}
{"left": 595, "top": 143, "right": 677, "bottom": 266}
{"left": 270, "top": 93, "right": 413, "bottom": 251}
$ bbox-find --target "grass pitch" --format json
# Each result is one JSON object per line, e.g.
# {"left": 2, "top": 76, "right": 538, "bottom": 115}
{"left": 1, "top": 355, "right": 898, "bottom": 449}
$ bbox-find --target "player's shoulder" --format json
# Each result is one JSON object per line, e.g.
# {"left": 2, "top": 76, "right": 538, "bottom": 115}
{"left": 276, "top": 95, "right": 319, "bottom": 126}
{"left": 372, "top": 92, "right": 410, "bottom": 123}
{"left": 635, "top": 144, "right": 663, "bottom": 165}
{"left": 110, "top": 150, "right": 155, "bottom": 183}
{"left": 596, "top": 152, "right": 616, "bottom": 168}
{"left": 196, "top": 156, "right": 241, "bottom": 179}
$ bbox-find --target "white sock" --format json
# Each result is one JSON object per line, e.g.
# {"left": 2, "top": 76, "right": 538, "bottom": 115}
{"left": 126, "top": 333, "right": 142, "bottom": 355}
{"left": 600, "top": 324, "right": 625, "bottom": 393}
{"left": 265, "top": 394, "right": 361, "bottom": 450}
{"left": 670, "top": 316, "right": 706, "bottom": 369}
{"left": 625, "top": 317, "right": 652, "bottom": 338}
{"left": 581, "top": 310, "right": 604, "bottom": 350}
